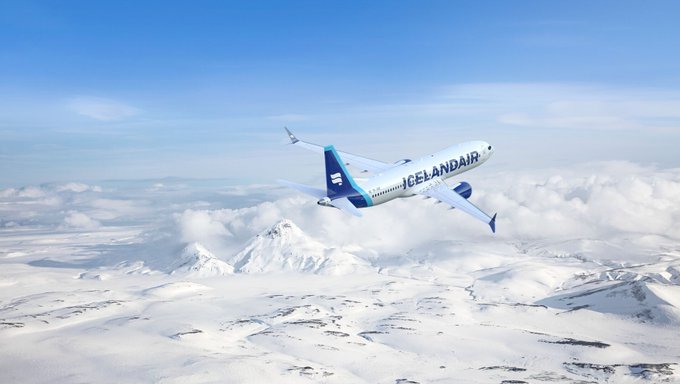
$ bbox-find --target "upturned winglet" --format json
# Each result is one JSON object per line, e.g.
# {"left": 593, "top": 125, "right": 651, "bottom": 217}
{"left": 489, "top": 213, "right": 497, "bottom": 233}
{"left": 284, "top": 127, "right": 299, "bottom": 144}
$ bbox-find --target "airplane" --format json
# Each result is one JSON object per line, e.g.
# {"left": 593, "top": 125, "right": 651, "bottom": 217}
{"left": 279, "top": 128, "right": 497, "bottom": 233}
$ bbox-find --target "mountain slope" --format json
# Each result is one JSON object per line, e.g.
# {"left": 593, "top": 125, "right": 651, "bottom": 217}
{"left": 539, "top": 278, "right": 680, "bottom": 324}
{"left": 169, "top": 242, "right": 234, "bottom": 277}
{"left": 230, "top": 219, "right": 371, "bottom": 275}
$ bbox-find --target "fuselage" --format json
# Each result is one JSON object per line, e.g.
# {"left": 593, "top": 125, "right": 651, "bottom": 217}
{"left": 357, "top": 140, "right": 494, "bottom": 207}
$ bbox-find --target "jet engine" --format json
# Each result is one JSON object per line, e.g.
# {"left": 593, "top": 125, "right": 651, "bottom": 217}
{"left": 317, "top": 197, "right": 332, "bottom": 207}
{"left": 453, "top": 181, "right": 472, "bottom": 199}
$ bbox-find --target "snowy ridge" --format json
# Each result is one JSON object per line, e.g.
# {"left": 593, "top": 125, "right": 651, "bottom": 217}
{"left": 229, "top": 219, "right": 371, "bottom": 275}
{"left": 540, "top": 274, "right": 680, "bottom": 324}
{"left": 169, "top": 242, "right": 234, "bottom": 277}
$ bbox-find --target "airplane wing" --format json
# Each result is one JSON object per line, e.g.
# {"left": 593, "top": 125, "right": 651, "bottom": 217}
{"left": 420, "top": 178, "right": 497, "bottom": 233}
{"left": 285, "top": 127, "right": 393, "bottom": 173}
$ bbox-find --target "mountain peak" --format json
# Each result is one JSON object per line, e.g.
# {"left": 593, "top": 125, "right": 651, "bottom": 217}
{"left": 184, "top": 242, "right": 212, "bottom": 257}
{"left": 230, "top": 219, "right": 371, "bottom": 275}
{"left": 170, "top": 242, "right": 234, "bottom": 277}
{"left": 262, "top": 219, "right": 298, "bottom": 239}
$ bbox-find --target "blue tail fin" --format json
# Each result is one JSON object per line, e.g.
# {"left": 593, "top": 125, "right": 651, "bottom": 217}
{"left": 323, "top": 146, "right": 373, "bottom": 207}
{"left": 324, "top": 145, "right": 358, "bottom": 198}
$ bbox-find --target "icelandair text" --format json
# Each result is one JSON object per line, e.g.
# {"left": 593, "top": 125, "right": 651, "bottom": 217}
{"left": 402, "top": 151, "right": 479, "bottom": 189}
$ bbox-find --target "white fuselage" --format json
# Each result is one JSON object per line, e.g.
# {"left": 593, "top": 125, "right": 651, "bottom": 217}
{"left": 359, "top": 141, "right": 494, "bottom": 206}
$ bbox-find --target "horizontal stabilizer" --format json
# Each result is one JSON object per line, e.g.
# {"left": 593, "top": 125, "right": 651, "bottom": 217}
{"left": 277, "top": 179, "right": 326, "bottom": 199}
{"left": 330, "top": 197, "right": 363, "bottom": 217}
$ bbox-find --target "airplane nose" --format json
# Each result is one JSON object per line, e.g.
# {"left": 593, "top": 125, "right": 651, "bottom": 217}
{"left": 483, "top": 143, "right": 493, "bottom": 157}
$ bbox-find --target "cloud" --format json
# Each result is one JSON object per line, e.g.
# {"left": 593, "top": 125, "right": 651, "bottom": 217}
{"left": 62, "top": 211, "right": 100, "bottom": 229}
{"left": 175, "top": 209, "right": 234, "bottom": 255}
{"left": 87, "top": 198, "right": 150, "bottom": 220}
{"left": 476, "top": 161, "right": 680, "bottom": 241}
{"left": 0, "top": 183, "right": 102, "bottom": 198}
{"left": 173, "top": 161, "right": 680, "bottom": 261}
{"left": 67, "top": 96, "right": 140, "bottom": 121}
{"left": 16, "top": 186, "right": 47, "bottom": 198}
{"left": 444, "top": 83, "right": 680, "bottom": 132}
{"left": 55, "top": 182, "right": 102, "bottom": 193}
{"left": 0, "top": 182, "right": 126, "bottom": 227}
{"left": 2, "top": 162, "right": 679, "bottom": 266}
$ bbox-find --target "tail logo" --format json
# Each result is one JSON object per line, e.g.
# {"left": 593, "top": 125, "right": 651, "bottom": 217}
{"left": 330, "top": 172, "right": 343, "bottom": 186}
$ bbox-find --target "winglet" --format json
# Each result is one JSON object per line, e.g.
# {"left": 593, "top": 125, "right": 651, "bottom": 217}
{"left": 489, "top": 213, "right": 497, "bottom": 233}
{"left": 284, "top": 127, "right": 299, "bottom": 144}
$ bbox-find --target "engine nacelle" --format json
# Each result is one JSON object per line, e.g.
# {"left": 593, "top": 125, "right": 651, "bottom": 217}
{"left": 453, "top": 181, "right": 472, "bottom": 199}
{"left": 393, "top": 159, "right": 412, "bottom": 166}
{"left": 317, "top": 197, "right": 332, "bottom": 207}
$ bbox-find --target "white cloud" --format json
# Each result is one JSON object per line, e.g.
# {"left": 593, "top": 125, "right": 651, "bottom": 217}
{"left": 0, "top": 183, "right": 102, "bottom": 198}
{"left": 87, "top": 198, "right": 149, "bottom": 220}
{"left": 0, "top": 182, "right": 140, "bottom": 227}
{"left": 443, "top": 83, "right": 680, "bottom": 132}
{"left": 55, "top": 182, "right": 102, "bottom": 193}
{"left": 62, "top": 211, "right": 100, "bottom": 229}
{"left": 67, "top": 96, "right": 140, "bottom": 121}
{"left": 346, "top": 83, "right": 680, "bottom": 135}
{"left": 2, "top": 162, "right": 679, "bottom": 265}
{"left": 17, "top": 186, "right": 48, "bottom": 198}
{"left": 175, "top": 210, "right": 234, "bottom": 256}
{"left": 173, "top": 161, "right": 680, "bottom": 261}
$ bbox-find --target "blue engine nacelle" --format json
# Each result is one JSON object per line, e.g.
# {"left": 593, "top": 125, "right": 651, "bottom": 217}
{"left": 453, "top": 181, "right": 472, "bottom": 199}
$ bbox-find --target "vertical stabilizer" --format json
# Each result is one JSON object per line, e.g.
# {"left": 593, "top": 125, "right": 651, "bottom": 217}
{"left": 323, "top": 146, "right": 373, "bottom": 207}
{"left": 324, "top": 145, "right": 357, "bottom": 198}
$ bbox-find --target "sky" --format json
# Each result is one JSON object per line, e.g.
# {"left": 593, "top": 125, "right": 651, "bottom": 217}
{"left": 1, "top": 1, "right": 680, "bottom": 186}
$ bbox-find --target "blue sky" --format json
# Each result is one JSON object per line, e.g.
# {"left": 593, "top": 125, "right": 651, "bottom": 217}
{"left": 1, "top": 1, "right": 679, "bottom": 186}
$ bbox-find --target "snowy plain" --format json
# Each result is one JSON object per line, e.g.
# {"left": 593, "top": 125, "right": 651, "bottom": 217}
{"left": 1, "top": 161, "right": 680, "bottom": 383}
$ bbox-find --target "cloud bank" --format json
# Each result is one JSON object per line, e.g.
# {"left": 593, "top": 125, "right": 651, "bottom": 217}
{"left": 2, "top": 161, "right": 678, "bottom": 267}
{"left": 67, "top": 96, "right": 140, "bottom": 121}
{"left": 62, "top": 211, "right": 100, "bottom": 229}
{"left": 173, "top": 161, "right": 680, "bottom": 263}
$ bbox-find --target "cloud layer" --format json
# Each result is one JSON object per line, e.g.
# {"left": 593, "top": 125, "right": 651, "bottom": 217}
{"left": 173, "top": 161, "right": 680, "bottom": 262}
{"left": 2, "top": 161, "right": 679, "bottom": 268}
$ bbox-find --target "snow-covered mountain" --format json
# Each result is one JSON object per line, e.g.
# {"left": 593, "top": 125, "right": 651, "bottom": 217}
{"left": 229, "top": 219, "right": 371, "bottom": 275}
{"left": 169, "top": 242, "right": 234, "bottom": 277}
{"left": 540, "top": 274, "right": 680, "bottom": 324}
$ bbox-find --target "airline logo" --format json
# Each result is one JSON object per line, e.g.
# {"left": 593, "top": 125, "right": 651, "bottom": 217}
{"left": 330, "top": 172, "right": 343, "bottom": 186}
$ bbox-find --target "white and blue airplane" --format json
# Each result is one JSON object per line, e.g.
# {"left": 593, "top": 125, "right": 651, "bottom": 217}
{"left": 279, "top": 128, "right": 497, "bottom": 233}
